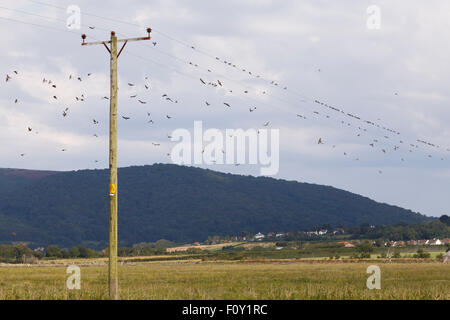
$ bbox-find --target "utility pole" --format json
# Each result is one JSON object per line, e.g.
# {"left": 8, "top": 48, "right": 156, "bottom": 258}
{"left": 81, "top": 29, "right": 151, "bottom": 300}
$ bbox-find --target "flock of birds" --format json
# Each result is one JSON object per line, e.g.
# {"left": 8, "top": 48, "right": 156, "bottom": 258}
{"left": 3, "top": 34, "right": 448, "bottom": 174}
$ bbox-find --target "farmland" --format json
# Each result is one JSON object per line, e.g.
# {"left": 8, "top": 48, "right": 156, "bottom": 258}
{"left": 0, "top": 260, "right": 448, "bottom": 300}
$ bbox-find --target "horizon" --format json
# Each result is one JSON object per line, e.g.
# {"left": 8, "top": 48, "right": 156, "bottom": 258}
{"left": 0, "top": 163, "right": 436, "bottom": 218}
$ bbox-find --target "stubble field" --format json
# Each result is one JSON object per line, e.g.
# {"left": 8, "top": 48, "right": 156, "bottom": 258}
{"left": 0, "top": 260, "right": 448, "bottom": 300}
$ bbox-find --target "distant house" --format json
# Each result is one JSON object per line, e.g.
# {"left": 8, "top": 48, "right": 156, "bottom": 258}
{"left": 254, "top": 232, "right": 265, "bottom": 240}
{"left": 417, "top": 240, "right": 429, "bottom": 245}
{"left": 343, "top": 241, "right": 355, "bottom": 248}
{"left": 441, "top": 238, "right": 450, "bottom": 244}
{"left": 318, "top": 229, "right": 328, "bottom": 236}
{"left": 275, "top": 233, "right": 285, "bottom": 238}
{"left": 429, "top": 239, "right": 442, "bottom": 246}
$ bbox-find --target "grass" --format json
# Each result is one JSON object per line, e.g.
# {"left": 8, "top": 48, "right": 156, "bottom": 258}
{"left": 0, "top": 260, "right": 448, "bottom": 300}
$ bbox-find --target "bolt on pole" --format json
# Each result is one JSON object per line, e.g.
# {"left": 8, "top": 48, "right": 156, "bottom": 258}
{"left": 81, "top": 29, "right": 151, "bottom": 300}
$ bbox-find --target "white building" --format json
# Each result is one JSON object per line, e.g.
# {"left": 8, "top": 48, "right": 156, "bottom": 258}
{"left": 254, "top": 232, "right": 265, "bottom": 240}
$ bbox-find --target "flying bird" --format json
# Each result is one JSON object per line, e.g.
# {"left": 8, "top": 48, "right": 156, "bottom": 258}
{"left": 318, "top": 138, "right": 323, "bottom": 144}
{"left": 152, "top": 42, "right": 157, "bottom": 46}
{"left": 223, "top": 102, "right": 231, "bottom": 108}
{"left": 166, "top": 115, "right": 172, "bottom": 119}
{"left": 200, "top": 78, "right": 206, "bottom": 85}
{"left": 6, "top": 74, "right": 11, "bottom": 82}
{"left": 128, "top": 83, "right": 134, "bottom": 86}
{"left": 205, "top": 101, "right": 210, "bottom": 106}
{"left": 122, "top": 116, "right": 130, "bottom": 120}
{"left": 263, "top": 121, "right": 270, "bottom": 127}
{"left": 138, "top": 100, "right": 147, "bottom": 104}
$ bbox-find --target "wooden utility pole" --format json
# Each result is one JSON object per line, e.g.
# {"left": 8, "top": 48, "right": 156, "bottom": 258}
{"left": 81, "top": 29, "right": 151, "bottom": 300}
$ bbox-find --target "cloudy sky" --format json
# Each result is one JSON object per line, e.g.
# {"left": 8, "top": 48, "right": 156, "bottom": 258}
{"left": 0, "top": 0, "right": 449, "bottom": 217}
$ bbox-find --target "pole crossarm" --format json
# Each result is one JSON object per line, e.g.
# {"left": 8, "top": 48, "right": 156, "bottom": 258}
{"left": 80, "top": 28, "right": 151, "bottom": 300}
{"left": 81, "top": 28, "right": 151, "bottom": 47}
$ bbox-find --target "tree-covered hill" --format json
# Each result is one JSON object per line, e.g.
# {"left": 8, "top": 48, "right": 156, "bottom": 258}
{"left": 0, "top": 164, "right": 430, "bottom": 248}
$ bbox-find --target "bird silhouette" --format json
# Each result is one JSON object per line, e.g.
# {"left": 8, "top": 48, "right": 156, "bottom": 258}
{"left": 223, "top": 103, "right": 231, "bottom": 108}
{"left": 5, "top": 74, "right": 11, "bottom": 82}
{"left": 200, "top": 78, "right": 206, "bottom": 85}
{"left": 205, "top": 101, "right": 210, "bottom": 106}
{"left": 122, "top": 116, "right": 130, "bottom": 120}
{"left": 166, "top": 115, "right": 172, "bottom": 119}
{"left": 152, "top": 42, "right": 157, "bottom": 46}
{"left": 318, "top": 138, "right": 323, "bottom": 144}
{"left": 138, "top": 100, "right": 146, "bottom": 104}
{"left": 263, "top": 121, "right": 270, "bottom": 127}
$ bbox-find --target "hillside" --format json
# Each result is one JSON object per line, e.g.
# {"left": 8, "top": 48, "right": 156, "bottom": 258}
{"left": 0, "top": 164, "right": 429, "bottom": 248}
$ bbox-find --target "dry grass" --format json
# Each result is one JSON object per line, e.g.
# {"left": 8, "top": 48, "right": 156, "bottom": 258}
{"left": 0, "top": 261, "right": 448, "bottom": 300}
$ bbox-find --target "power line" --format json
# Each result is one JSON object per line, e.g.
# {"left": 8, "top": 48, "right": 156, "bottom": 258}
{"left": 20, "top": 0, "right": 448, "bottom": 155}
{"left": 2, "top": 9, "right": 447, "bottom": 161}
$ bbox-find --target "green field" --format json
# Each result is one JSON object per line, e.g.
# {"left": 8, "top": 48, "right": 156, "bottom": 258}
{"left": 0, "top": 260, "right": 448, "bottom": 300}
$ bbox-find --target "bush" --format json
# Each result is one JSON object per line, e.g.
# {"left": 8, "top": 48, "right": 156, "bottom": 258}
{"left": 45, "top": 245, "right": 62, "bottom": 258}
{"left": 413, "top": 248, "right": 430, "bottom": 259}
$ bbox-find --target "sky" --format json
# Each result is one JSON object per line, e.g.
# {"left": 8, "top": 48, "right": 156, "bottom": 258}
{"left": 0, "top": 0, "right": 449, "bottom": 217}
